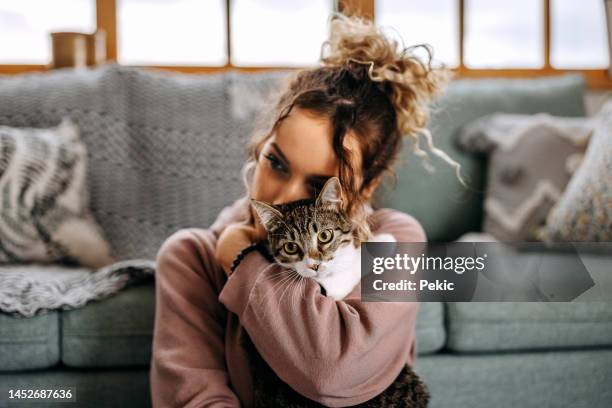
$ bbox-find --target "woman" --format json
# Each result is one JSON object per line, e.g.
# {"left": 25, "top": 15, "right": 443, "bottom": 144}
{"left": 150, "top": 12, "right": 463, "bottom": 408}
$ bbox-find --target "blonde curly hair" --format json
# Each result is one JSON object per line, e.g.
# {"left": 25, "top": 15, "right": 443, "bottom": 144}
{"left": 241, "top": 12, "right": 466, "bottom": 243}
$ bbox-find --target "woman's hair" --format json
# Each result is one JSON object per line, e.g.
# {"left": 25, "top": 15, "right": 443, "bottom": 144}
{"left": 240, "top": 12, "right": 465, "bottom": 242}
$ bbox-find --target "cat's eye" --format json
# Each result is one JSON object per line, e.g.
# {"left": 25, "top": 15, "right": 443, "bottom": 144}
{"left": 317, "top": 229, "right": 333, "bottom": 243}
{"left": 283, "top": 242, "right": 299, "bottom": 254}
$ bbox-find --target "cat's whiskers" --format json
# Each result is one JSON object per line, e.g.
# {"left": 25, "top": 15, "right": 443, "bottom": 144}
{"left": 264, "top": 272, "right": 302, "bottom": 321}
{"left": 290, "top": 275, "right": 301, "bottom": 311}
{"left": 245, "top": 264, "right": 300, "bottom": 319}
{"left": 235, "top": 262, "right": 279, "bottom": 291}
{"left": 254, "top": 268, "right": 297, "bottom": 317}
{"left": 277, "top": 270, "right": 300, "bottom": 310}
{"left": 291, "top": 275, "right": 306, "bottom": 311}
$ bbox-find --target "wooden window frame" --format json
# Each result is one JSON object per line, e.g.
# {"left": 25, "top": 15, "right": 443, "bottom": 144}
{"left": 1, "top": 0, "right": 611, "bottom": 89}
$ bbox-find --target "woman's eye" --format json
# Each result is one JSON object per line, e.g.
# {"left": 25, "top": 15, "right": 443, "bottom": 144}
{"left": 283, "top": 242, "right": 299, "bottom": 254}
{"left": 317, "top": 229, "right": 333, "bottom": 243}
{"left": 265, "top": 154, "right": 286, "bottom": 173}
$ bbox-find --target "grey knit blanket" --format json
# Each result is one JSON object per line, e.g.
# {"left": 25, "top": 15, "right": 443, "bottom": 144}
{"left": 0, "top": 259, "right": 156, "bottom": 317}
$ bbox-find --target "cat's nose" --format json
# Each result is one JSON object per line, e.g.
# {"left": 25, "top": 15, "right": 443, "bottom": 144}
{"left": 311, "top": 264, "right": 320, "bottom": 271}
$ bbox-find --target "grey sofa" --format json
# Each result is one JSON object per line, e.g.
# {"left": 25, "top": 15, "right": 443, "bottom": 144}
{"left": 0, "top": 65, "right": 610, "bottom": 408}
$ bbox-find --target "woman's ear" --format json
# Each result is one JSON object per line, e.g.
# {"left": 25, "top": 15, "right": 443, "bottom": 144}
{"left": 250, "top": 199, "right": 282, "bottom": 230}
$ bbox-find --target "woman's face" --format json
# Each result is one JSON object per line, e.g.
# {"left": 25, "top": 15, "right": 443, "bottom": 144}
{"left": 251, "top": 107, "right": 360, "bottom": 205}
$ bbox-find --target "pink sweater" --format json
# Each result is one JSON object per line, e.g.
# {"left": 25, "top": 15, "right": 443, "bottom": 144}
{"left": 150, "top": 196, "right": 425, "bottom": 407}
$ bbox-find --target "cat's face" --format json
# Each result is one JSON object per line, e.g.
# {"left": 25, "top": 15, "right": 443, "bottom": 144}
{"left": 251, "top": 177, "right": 354, "bottom": 278}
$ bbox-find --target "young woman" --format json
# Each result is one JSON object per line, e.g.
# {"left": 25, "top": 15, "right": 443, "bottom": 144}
{"left": 150, "top": 13, "right": 463, "bottom": 408}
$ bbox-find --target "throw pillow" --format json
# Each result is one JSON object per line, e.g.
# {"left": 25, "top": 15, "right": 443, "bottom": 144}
{"left": 456, "top": 113, "right": 595, "bottom": 242}
{"left": 0, "top": 118, "right": 115, "bottom": 268}
{"left": 539, "top": 101, "right": 612, "bottom": 242}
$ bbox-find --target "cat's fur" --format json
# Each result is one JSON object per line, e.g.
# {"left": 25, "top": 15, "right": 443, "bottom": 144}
{"left": 250, "top": 177, "right": 395, "bottom": 300}
{"left": 248, "top": 177, "right": 429, "bottom": 407}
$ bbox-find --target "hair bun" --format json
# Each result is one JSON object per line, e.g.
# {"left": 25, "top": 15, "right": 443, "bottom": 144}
{"left": 319, "top": 12, "right": 464, "bottom": 185}
{"left": 319, "top": 12, "right": 452, "bottom": 104}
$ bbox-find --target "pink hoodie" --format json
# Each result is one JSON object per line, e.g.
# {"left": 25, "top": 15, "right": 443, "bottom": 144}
{"left": 150, "top": 196, "right": 425, "bottom": 407}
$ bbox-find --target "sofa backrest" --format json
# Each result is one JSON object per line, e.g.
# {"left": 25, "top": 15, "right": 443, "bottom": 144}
{"left": 0, "top": 64, "right": 292, "bottom": 260}
{"left": 375, "top": 74, "right": 587, "bottom": 241}
{"left": 0, "top": 66, "right": 587, "bottom": 260}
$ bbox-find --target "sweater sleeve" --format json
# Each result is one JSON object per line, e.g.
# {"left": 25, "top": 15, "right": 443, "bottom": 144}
{"left": 218, "top": 208, "right": 426, "bottom": 407}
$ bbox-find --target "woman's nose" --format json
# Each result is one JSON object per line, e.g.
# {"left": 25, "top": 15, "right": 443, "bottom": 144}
{"left": 271, "top": 180, "right": 309, "bottom": 205}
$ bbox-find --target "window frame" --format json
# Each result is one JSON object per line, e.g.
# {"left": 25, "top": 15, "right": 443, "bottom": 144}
{"left": 1, "top": 0, "right": 610, "bottom": 89}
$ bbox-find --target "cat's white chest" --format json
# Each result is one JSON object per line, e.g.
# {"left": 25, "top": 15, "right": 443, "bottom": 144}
{"left": 314, "top": 233, "right": 396, "bottom": 300}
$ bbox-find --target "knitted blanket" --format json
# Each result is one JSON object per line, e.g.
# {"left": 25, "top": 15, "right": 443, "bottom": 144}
{"left": 0, "top": 259, "right": 156, "bottom": 317}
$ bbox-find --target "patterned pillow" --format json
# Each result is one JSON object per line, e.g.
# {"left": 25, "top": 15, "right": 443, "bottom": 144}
{"left": 456, "top": 113, "right": 595, "bottom": 242}
{"left": 539, "top": 101, "right": 612, "bottom": 242}
{"left": 0, "top": 118, "right": 115, "bottom": 269}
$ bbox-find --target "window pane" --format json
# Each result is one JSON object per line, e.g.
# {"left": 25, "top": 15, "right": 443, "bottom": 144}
{"left": 375, "top": 0, "right": 459, "bottom": 67}
{"left": 0, "top": 0, "right": 95, "bottom": 64}
{"left": 231, "top": 0, "right": 332, "bottom": 67}
{"left": 118, "top": 0, "right": 227, "bottom": 65}
{"left": 551, "top": 0, "right": 608, "bottom": 68}
{"left": 465, "top": 0, "right": 543, "bottom": 68}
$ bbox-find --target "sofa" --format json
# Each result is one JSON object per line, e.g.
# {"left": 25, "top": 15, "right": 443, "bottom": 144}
{"left": 0, "top": 64, "right": 610, "bottom": 408}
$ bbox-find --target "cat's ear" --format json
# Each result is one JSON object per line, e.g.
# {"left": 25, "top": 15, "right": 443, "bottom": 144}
{"left": 316, "top": 177, "right": 343, "bottom": 209}
{"left": 250, "top": 199, "right": 282, "bottom": 230}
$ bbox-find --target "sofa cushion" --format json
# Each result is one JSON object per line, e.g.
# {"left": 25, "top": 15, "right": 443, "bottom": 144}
{"left": 0, "top": 367, "right": 152, "bottom": 407}
{"left": 61, "top": 283, "right": 155, "bottom": 367}
{"left": 456, "top": 113, "right": 594, "bottom": 242}
{"left": 541, "top": 100, "right": 612, "bottom": 242}
{"left": 416, "top": 302, "right": 445, "bottom": 354}
{"left": 447, "top": 302, "right": 612, "bottom": 352}
{"left": 415, "top": 349, "right": 612, "bottom": 408}
{"left": 447, "top": 298, "right": 612, "bottom": 353}
{"left": 0, "top": 64, "right": 130, "bottom": 260}
{"left": 446, "top": 248, "right": 612, "bottom": 352}
{"left": 0, "top": 312, "right": 59, "bottom": 371}
{"left": 376, "top": 74, "right": 587, "bottom": 241}
{"left": 60, "top": 282, "right": 443, "bottom": 368}
{"left": 0, "top": 118, "right": 115, "bottom": 269}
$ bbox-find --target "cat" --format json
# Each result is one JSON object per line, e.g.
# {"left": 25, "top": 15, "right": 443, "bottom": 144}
{"left": 250, "top": 176, "right": 395, "bottom": 300}
{"left": 245, "top": 176, "right": 429, "bottom": 407}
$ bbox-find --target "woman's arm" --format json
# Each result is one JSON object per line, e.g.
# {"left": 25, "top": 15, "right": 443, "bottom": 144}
{"left": 218, "top": 208, "right": 426, "bottom": 407}
{"left": 150, "top": 228, "right": 242, "bottom": 408}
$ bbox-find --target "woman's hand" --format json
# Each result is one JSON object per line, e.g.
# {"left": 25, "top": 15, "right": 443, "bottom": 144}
{"left": 215, "top": 205, "right": 268, "bottom": 275}
{"left": 215, "top": 223, "right": 255, "bottom": 275}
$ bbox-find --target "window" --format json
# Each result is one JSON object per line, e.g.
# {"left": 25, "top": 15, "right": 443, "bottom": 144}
{"left": 375, "top": 0, "right": 459, "bottom": 67}
{"left": 551, "top": 0, "right": 608, "bottom": 68}
{"left": 464, "top": 0, "right": 543, "bottom": 68}
{"left": 230, "top": 0, "right": 333, "bottom": 67}
{"left": 117, "top": 0, "right": 227, "bottom": 66}
{"left": 2, "top": 0, "right": 611, "bottom": 88}
{"left": 0, "top": 0, "right": 95, "bottom": 64}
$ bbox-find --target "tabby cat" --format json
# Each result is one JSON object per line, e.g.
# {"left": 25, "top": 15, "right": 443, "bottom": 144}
{"left": 250, "top": 176, "right": 394, "bottom": 300}
{"left": 247, "top": 176, "right": 429, "bottom": 407}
